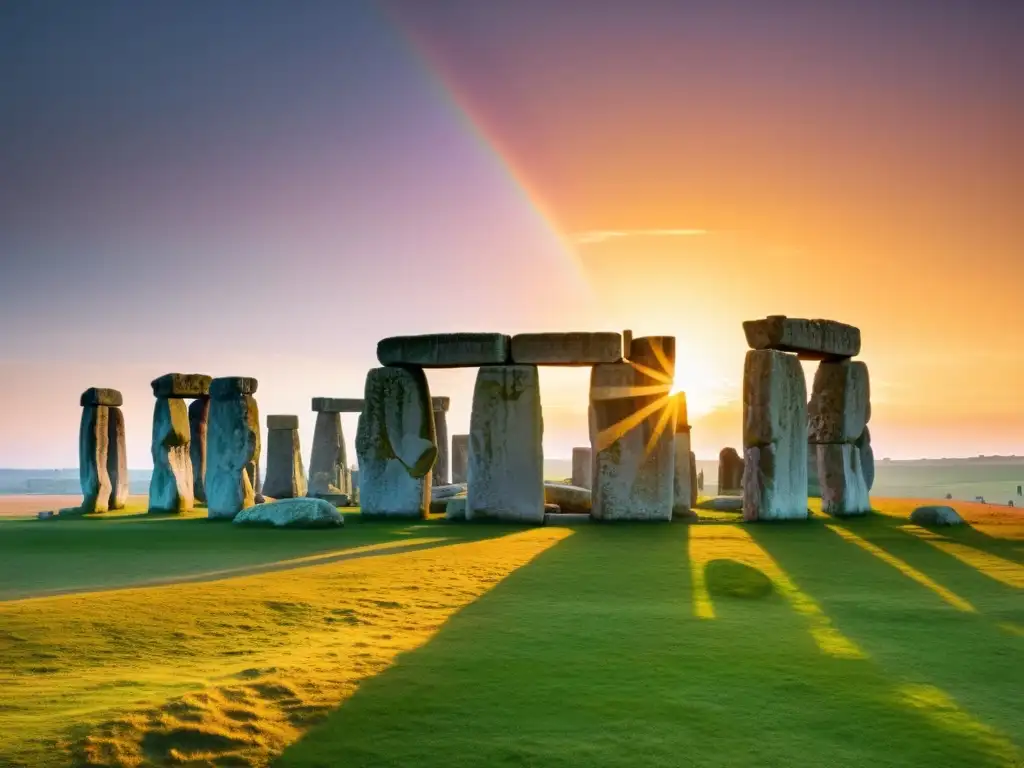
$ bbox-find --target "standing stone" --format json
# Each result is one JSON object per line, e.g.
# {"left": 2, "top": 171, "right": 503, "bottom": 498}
{"left": 148, "top": 397, "right": 194, "bottom": 514}
{"left": 451, "top": 434, "right": 469, "bottom": 484}
{"left": 188, "top": 398, "right": 210, "bottom": 504}
{"left": 741, "top": 349, "right": 809, "bottom": 521}
{"left": 467, "top": 365, "right": 544, "bottom": 522}
{"left": 571, "top": 447, "right": 593, "bottom": 489}
{"left": 432, "top": 397, "right": 450, "bottom": 486}
{"left": 807, "top": 446, "right": 822, "bottom": 498}
{"left": 356, "top": 367, "right": 435, "bottom": 518}
{"left": 263, "top": 415, "right": 307, "bottom": 499}
{"left": 857, "top": 425, "right": 875, "bottom": 491}
{"left": 697, "top": 468, "right": 704, "bottom": 492}
{"left": 718, "top": 448, "right": 744, "bottom": 495}
{"left": 808, "top": 361, "right": 870, "bottom": 443}
{"left": 107, "top": 406, "right": 129, "bottom": 510}
{"left": 206, "top": 377, "right": 260, "bottom": 519}
{"left": 818, "top": 443, "right": 870, "bottom": 516}
{"left": 79, "top": 404, "right": 112, "bottom": 514}
{"left": 689, "top": 452, "right": 699, "bottom": 507}
{"left": 308, "top": 411, "right": 349, "bottom": 497}
{"left": 672, "top": 393, "right": 693, "bottom": 517}
{"left": 590, "top": 361, "right": 674, "bottom": 521}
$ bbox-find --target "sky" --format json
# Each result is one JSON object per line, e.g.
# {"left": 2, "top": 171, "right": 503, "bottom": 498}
{"left": 0, "top": 0, "right": 1021, "bottom": 468}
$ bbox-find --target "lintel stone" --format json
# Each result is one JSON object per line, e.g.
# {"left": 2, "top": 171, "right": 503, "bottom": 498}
{"left": 377, "top": 332, "right": 509, "bottom": 367}
{"left": 432, "top": 396, "right": 451, "bottom": 412}
{"left": 743, "top": 316, "right": 860, "bottom": 360}
{"left": 151, "top": 373, "right": 212, "bottom": 398}
{"left": 211, "top": 377, "right": 258, "bottom": 399}
{"left": 312, "top": 397, "right": 364, "bottom": 413}
{"left": 267, "top": 414, "right": 299, "bottom": 430}
{"left": 510, "top": 332, "right": 622, "bottom": 365}
{"left": 80, "top": 388, "right": 123, "bottom": 407}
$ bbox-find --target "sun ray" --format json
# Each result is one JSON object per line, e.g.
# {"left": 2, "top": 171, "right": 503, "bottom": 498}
{"left": 625, "top": 359, "right": 674, "bottom": 386}
{"left": 643, "top": 394, "right": 677, "bottom": 461}
{"left": 590, "top": 384, "right": 672, "bottom": 401}
{"left": 594, "top": 393, "right": 672, "bottom": 453}
{"left": 901, "top": 525, "right": 1024, "bottom": 589}
{"left": 826, "top": 525, "right": 975, "bottom": 613}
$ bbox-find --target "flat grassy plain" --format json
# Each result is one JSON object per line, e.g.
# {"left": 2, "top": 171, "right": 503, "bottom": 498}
{"left": 0, "top": 499, "right": 1021, "bottom": 767}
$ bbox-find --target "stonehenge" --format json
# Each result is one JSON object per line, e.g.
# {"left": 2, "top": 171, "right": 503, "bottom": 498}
{"left": 355, "top": 366, "right": 435, "bottom": 518}
{"left": 718, "top": 448, "right": 744, "bottom": 495}
{"left": 206, "top": 377, "right": 260, "bottom": 519}
{"left": 432, "top": 396, "right": 450, "bottom": 486}
{"left": 148, "top": 374, "right": 210, "bottom": 514}
{"left": 308, "top": 397, "right": 362, "bottom": 502}
{"left": 742, "top": 316, "right": 872, "bottom": 518}
{"left": 451, "top": 434, "right": 469, "bottom": 484}
{"left": 78, "top": 388, "right": 127, "bottom": 513}
{"left": 262, "top": 415, "right": 307, "bottom": 499}
{"left": 467, "top": 365, "right": 544, "bottom": 522}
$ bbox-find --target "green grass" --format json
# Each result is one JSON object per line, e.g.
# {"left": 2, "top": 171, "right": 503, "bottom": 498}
{"left": 0, "top": 501, "right": 1021, "bottom": 767}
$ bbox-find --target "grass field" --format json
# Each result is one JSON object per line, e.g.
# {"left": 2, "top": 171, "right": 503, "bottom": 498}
{"left": 1, "top": 499, "right": 1021, "bottom": 767}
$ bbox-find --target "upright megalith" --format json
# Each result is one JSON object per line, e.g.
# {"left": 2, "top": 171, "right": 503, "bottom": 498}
{"left": 79, "top": 388, "right": 122, "bottom": 513}
{"left": 206, "top": 377, "right": 260, "bottom": 519}
{"left": 451, "top": 434, "right": 469, "bottom": 484}
{"left": 356, "top": 366, "right": 435, "bottom": 518}
{"left": 148, "top": 374, "right": 211, "bottom": 514}
{"left": 689, "top": 451, "right": 699, "bottom": 507}
{"left": 188, "top": 398, "right": 210, "bottom": 503}
{"left": 672, "top": 392, "right": 693, "bottom": 518}
{"left": 107, "top": 406, "right": 129, "bottom": 510}
{"left": 590, "top": 347, "right": 675, "bottom": 522}
{"left": 432, "top": 396, "right": 451, "bottom": 486}
{"left": 809, "top": 359, "right": 872, "bottom": 515}
{"left": 572, "top": 447, "right": 593, "bottom": 489}
{"left": 741, "top": 349, "right": 809, "bottom": 521}
{"left": 263, "top": 415, "right": 307, "bottom": 499}
{"left": 467, "top": 365, "right": 544, "bottom": 522}
{"left": 307, "top": 398, "right": 351, "bottom": 499}
{"left": 718, "top": 448, "right": 744, "bottom": 495}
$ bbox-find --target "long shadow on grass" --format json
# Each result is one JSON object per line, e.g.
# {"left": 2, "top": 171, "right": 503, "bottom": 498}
{"left": 0, "top": 516, "right": 519, "bottom": 601}
{"left": 276, "top": 522, "right": 1008, "bottom": 768}
{"left": 747, "top": 516, "right": 1024, "bottom": 752}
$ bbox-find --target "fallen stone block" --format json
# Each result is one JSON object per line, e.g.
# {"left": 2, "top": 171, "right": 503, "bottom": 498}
{"left": 743, "top": 316, "right": 860, "bottom": 360}
{"left": 233, "top": 497, "right": 344, "bottom": 528}
{"left": 311, "top": 397, "right": 364, "bottom": 413}
{"left": 80, "top": 387, "right": 123, "bottom": 407}
{"left": 544, "top": 482, "right": 592, "bottom": 514}
{"left": 467, "top": 365, "right": 545, "bottom": 523}
{"left": 510, "top": 332, "right": 622, "bottom": 365}
{"left": 445, "top": 496, "right": 467, "bottom": 521}
{"left": 910, "top": 505, "right": 963, "bottom": 526}
{"left": 377, "top": 332, "right": 510, "bottom": 367}
{"left": 808, "top": 360, "right": 870, "bottom": 443}
{"left": 151, "top": 373, "right": 212, "bottom": 399}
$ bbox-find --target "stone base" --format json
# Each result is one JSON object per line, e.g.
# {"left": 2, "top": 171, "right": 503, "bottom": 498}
{"left": 818, "top": 443, "right": 871, "bottom": 516}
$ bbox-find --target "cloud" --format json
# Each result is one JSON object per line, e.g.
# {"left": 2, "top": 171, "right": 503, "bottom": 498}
{"left": 569, "top": 228, "right": 708, "bottom": 245}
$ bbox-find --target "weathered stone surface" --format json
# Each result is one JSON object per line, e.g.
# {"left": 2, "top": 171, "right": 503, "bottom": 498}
{"left": 857, "top": 426, "right": 875, "bottom": 491}
{"left": 743, "top": 316, "right": 861, "bottom": 360}
{"left": 432, "top": 483, "right": 467, "bottom": 501}
{"left": 80, "top": 388, "right": 123, "bottom": 407}
{"left": 151, "top": 373, "right": 212, "bottom": 398}
{"left": 695, "top": 496, "right": 744, "bottom": 512}
{"left": 378, "top": 333, "right": 510, "bottom": 368}
{"left": 742, "top": 350, "right": 809, "bottom": 521}
{"left": 910, "top": 505, "right": 963, "bottom": 526}
{"left": 432, "top": 408, "right": 450, "bottom": 486}
{"left": 445, "top": 496, "right": 467, "bottom": 521}
{"left": 544, "top": 512, "right": 592, "bottom": 526}
{"left": 673, "top": 392, "right": 690, "bottom": 433}
{"left": 808, "top": 360, "right": 870, "bottom": 443}
{"left": 267, "top": 414, "right": 300, "bottom": 431}
{"left": 718, "top": 448, "right": 744, "bottom": 494}
{"left": 571, "top": 447, "right": 592, "bottom": 489}
{"left": 262, "top": 422, "right": 307, "bottom": 499}
{"left": 467, "top": 365, "right": 544, "bottom": 522}
{"left": 210, "top": 377, "right": 258, "bottom": 399}
{"left": 544, "top": 482, "right": 591, "bottom": 514}
{"left": 673, "top": 429, "right": 693, "bottom": 517}
{"left": 234, "top": 497, "right": 344, "bottom": 528}
{"left": 807, "top": 446, "right": 821, "bottom": 498}
{"left": 79, "top": 405, "right": 112, "bottom": 514}
{"left": 510, "top": 332, "right": 622, "bottom": 365}
{"left": 432, "top": 397, "right": 451, "bottom": 412}
{"left": 355, "top": 368, "right": 433, "bottom": 518}
{"left": 207, "top": 393, "right": 260, "bottom": 519}
{"left": 107, "top": 406, "right": 129, "bottom": 510}
{"left": 817, "top": 443, "right": 871, "bottom": 516}
{"left": 451, "top": 434, "right": 469, "bottom": 484}
{"left": 311, "top": 397, "right": 364, "bottom": 413}
{"left": 350, "top": 468, "right": 359, "bottom": 504}
{"left": 629, "top": 335, "right": 677, "bottom": 385}
{"left": 315, "top": 492, "right": 350, "bottom": 506}
{"left": 590, "top": 362, "right": 674, "bottom": 521}
{"left": 689, "top": 452, "right": 699, "bottom": 507}
{"left": 149, "top": 398, "right": 194, "bottom": 514}
{"left": 188, "top": 398, "right": 209, "bottom": 504}
{"left": 308, "top": 411, "right": 348, "bottom": 497}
